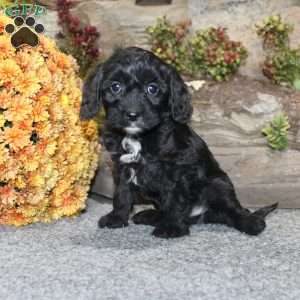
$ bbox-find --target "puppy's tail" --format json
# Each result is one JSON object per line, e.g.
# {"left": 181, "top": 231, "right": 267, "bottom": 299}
{"left": 251, "top": 202, "right": 278, "bottom": 219}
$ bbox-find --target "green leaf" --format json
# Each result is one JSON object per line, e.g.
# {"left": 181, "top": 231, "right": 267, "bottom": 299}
{"left": 293, "top": 78, "right": 300, "bottom": 90}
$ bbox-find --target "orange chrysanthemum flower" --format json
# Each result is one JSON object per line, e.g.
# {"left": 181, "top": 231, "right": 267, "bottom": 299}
{"left": 4, "top": 127, "right": 31, "bottom": 150}
{"left": 34, "top": 121, "right": 52, "bottom": 138}
{"left": 0, "top": 159, "right": 20, "bottom": 181}
{"left": 0, "top": 145, "right": 9, "bottom": 165}
{"left": 14, "top": 176, "right": 26, "bottom": 190}
{"left": 0, "top": 90, "right": 13, "bottom": 110}
{"left": 15, "top": 72, "right": 41, "bottom": 97}
{"left": 0, "top": 113, "right": 5, "bottom": 128}
{"left": 32, "top": 102, "right": 50, "bottom": 122}
{"left": 0, "top": 35, "right": 15, "bottom": 59}
{"left": 0, "top": 58, "right": 21, "bottom": 85}
{"left": 53, "top": 52, "right": 72, "bottom": 70}
{"left": 0, "top": 15, "right": 11, "bottom": 33}
{"left": 16, "top": 119, "right": 33, "bottom": 132}
{"left": 0, "top": 185, "right": 16, "bottom": 207}
{"left": 3, "top": 97, "right": 33, "bottom": 122}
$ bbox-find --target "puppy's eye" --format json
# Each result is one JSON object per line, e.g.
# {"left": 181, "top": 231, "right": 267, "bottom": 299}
{"left": 147, "top": 83, "right": 159, "bottom": 96}
{"left": 110, "top": 82, "right": 122, "bottom": 94}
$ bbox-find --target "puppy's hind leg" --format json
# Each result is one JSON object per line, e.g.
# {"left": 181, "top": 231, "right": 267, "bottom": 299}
{"left": 203, "top": 177, "right": 277, "bottom": 235}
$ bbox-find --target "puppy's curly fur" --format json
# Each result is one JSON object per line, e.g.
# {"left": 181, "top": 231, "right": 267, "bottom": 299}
{"left": 81, "top": 47, "right": 277, "bottom": 238}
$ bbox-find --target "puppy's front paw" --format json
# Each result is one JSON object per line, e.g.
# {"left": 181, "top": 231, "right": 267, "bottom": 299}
{"left": 98, "top": 212, "right": 128, "bottom": 229}
{"left": 152, "top": 223, "right": 190, "bottom": 238}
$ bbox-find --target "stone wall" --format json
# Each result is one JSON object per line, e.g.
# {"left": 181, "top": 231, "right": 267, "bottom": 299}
{"left": 40, "top": 0, "right": 300, "bottom": 80}
{"left": 70, "top": 0, "right": 188, "bottom": 58}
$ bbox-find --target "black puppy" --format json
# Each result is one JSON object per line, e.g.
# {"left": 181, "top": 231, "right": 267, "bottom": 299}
{"left": 80, "top": 47, "right": 277, "bottom": 238}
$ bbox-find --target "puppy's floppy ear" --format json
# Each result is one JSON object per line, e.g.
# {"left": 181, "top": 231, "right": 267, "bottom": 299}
{"left": 80, "top": 64, "right": 103, "bottom": 120}
{"left": 168, "top": 66, "right": 193, "bottom": 124}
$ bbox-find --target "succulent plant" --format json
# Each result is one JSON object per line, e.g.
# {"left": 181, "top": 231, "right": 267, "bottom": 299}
{"left": 255, "top": 15, "right": 293, "bottom": 50}
{"left": 262, "top": 113, "right": 290, "bottom": 151}
{"left": 256, "top": 15, "right": 300, "bottom": 89}
{"left": 146, "top": 16, "right": 191, "bottom": 74}
{"left": 189, "top": 27, "right": 248, "bottom": 81}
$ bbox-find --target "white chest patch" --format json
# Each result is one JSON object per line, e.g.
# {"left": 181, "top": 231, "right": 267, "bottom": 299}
{"left": 190, "top": 205, "right": 207, "bottom": 217}
{"left": 120, "top": 136, "right": 142, "bottom": 185}
{"left": 120, "top": 137, "right": 141, "bottom": 163}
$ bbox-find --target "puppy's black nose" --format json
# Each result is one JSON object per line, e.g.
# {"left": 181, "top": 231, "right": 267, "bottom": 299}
{"left": 127, "top": 112, "right": 139, "bottom": 122}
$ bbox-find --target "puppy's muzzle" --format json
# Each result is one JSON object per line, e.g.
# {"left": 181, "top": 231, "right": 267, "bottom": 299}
{"left": 126, "top": 112, "right": 139, "bottom": 122}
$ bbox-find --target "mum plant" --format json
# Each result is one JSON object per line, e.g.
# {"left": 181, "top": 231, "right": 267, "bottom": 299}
{"left": 0, "top": 14, "right": 99, "bottom": 226}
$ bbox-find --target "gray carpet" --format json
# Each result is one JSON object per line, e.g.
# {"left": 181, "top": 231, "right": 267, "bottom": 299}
{"left": 1, "top": 198, "right": 299, "bottom": 300}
